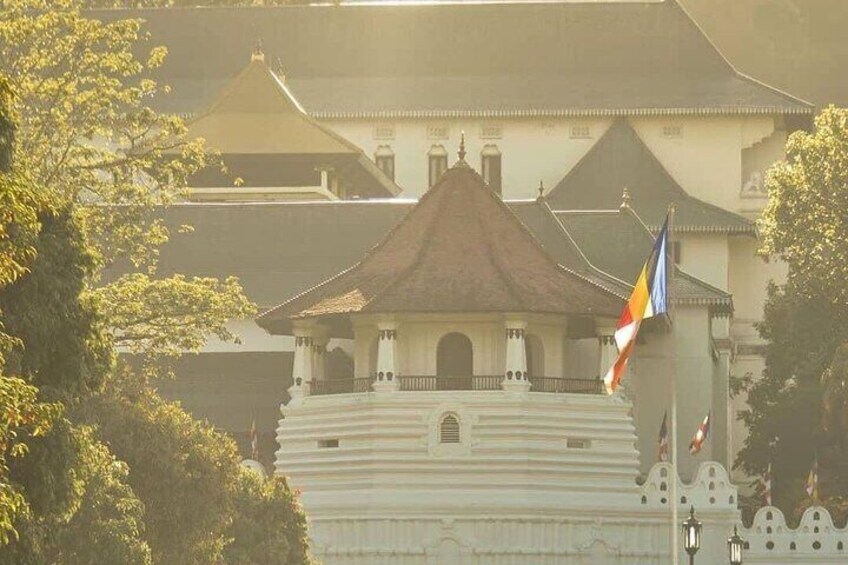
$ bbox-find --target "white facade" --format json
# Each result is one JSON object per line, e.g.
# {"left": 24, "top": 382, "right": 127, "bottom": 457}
{"left": 325, "top": 113, "right": 789, "bottom": 481}
{"left": 279, "top": 388, "right": 741, "bottom": 565}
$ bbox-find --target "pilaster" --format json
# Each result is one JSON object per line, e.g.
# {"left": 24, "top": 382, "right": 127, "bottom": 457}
{"left": 290, "top": 324, "right": 315, "bottom": 400}
{"left": 502, "top": 319, "right": 530, "bottom": 392}
{"left": 373, "top": 321, "right": 399, "bottom": 392}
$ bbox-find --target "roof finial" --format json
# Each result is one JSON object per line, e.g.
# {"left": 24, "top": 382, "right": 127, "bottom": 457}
{"left": 458, "top": 131, "right": 466, "bottom": 162}
{"left": 537, "top": 180, "right": 545, "bottom": 200}
{"left": 620, "top": 186, "right": 631, "bottom": 210}
{"left": 251, "top": 40, "right": 265, "bottom": 63}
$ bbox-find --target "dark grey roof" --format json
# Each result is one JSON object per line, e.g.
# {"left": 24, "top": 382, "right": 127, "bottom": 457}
{"left": 556, "top": 207, "right": 732, "bottom": 311}
{"left": 142, "top": 201, "right": 412, "bottom": 308}
{"left": 88, "top": 2, "right": 812, "bottom": 117}
{"left": 546, "top": 120, "right": 756, "bottom": 234}
{"left": 123, "top": 197, "right": 728, "bottom": 317}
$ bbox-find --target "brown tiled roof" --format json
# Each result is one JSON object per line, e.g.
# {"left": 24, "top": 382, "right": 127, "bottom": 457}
{"left": 257, "top": 163, "right": 623, "bottom": 335}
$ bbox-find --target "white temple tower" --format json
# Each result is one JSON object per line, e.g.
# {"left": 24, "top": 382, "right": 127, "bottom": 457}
{"left": 257, "top": 151, "right": 738, "bottom": 564}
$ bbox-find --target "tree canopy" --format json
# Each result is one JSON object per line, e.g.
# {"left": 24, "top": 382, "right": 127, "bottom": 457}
{"left": 0, "top": 1, "right": 312, "bottom": 562}
{"left": 737, "top": 106, "right": 848, "bottom": 523}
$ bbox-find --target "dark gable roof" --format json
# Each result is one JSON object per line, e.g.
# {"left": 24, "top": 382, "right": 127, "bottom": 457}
{"left": 546, "top": 119, "right": 755, "bottom": 234}
{"left": 143, "top": 200, "right": 412, "bottom": 308}
{"left": 556, "top": 207, "right": 732, "bottom": 312}
{"left": 257, "top": 163, "right": 624, "bottom": 335}
{"left": 89, "top": 1, "right": 811, "bottom": 117}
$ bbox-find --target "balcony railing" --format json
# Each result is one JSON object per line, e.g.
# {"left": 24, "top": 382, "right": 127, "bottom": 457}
{"left": 310, "top": 377, "right": 374, "bottom": 396}
{"left": 307, "top": 375, "right": 604, "bottom": 396}
{"left": 529, "top": 376, "right": 604, "bottom": 395}
{"left": 398, "top": 375, "right": 503, "bottom": 391}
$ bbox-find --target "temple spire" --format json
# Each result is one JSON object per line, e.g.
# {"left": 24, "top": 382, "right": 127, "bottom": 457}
{"left": 620, "top": 186, "right": 631, "bottom": 210}
{"left": 251, "top": 40, "right": 265, "bottom": 63}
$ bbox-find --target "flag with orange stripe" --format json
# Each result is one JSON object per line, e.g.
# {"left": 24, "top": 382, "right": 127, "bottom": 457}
{"left": 603, "top": 215, "right": 669, "bottom": 394}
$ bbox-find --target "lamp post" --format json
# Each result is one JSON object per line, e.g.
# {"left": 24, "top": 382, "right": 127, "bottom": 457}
{"left": 728, "top": 525, "right": 745, "bottom": 565}
{"left": 682, "top": 506, "right": 702, "bottom": 565}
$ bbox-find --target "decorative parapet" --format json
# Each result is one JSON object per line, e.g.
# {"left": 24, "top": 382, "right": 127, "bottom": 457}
{"left": 743, "top": 506, "right": 848, "bottom": 560}
{"left": 640, "top": 462, "right": 738, "bottom": 510}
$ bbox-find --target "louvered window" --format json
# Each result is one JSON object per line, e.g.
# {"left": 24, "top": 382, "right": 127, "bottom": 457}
{"left": 439, "top": 414, "right": 460, "bottom": 444}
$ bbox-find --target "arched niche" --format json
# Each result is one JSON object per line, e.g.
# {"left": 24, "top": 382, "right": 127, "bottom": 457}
{"left": 436, "top": 332, "right": 473, "bottom": 390}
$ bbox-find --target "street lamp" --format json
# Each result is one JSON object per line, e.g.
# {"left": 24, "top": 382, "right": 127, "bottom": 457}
{"left": 728, "top": 525, "right": 745, "bottom": 565}
{"left": 682, "top": 506, "right": 702, "bottom": 565}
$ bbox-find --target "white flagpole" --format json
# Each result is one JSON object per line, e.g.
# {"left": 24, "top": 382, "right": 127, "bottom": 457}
{"left": 671, "top": 367, "right": 679, "bottom": 565}
{"left": 668, "top": 204, "right": 679, "bottom": 565}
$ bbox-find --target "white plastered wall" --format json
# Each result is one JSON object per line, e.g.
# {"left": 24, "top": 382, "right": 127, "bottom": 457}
{"left": 325, "top": 118, "right": 614, "bottom": 198}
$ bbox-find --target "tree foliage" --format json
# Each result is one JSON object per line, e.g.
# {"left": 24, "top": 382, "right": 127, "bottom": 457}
{"left": 225, "top": 472, "right": 312, "bottom": 565}
{"left": 738, "top": 107, "right": 848, "bottom": 523}
{"left": 0, "top": 0, "right": 254, "bottom": 363}
{"left": 0, "top": 3, "right": 312, "bottom": 562}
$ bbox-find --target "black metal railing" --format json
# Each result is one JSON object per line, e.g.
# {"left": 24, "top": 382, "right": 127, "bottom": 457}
{"left": 528, "top": 376, "right": 604, "bottom": 395}
{"left": 306, "top": 375, "right": 604, "bottom": 395}
{"left": 397, "top": 375, "right": 503, "bottom": 392}
{"left": 310, "top": 377, "right": 374, "bottom": 396}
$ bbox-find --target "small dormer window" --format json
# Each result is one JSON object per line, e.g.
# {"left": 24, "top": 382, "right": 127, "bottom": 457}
{"left": 428, "top": 145, "right": 448, "bottom": 188}
{"left": 375, "top": 145, "right": 395, "bottom": 181}
{"left": 570, "top": 125, "right": 591, "bottom": 139}
{"left": 481, "top": 145, "right": 502, "bottom": 196}
{"left": 662, "top": 124, "right": 683, "bottom": 139}
{"left": 439, "top": 414, "right": 460, "bottom": 444}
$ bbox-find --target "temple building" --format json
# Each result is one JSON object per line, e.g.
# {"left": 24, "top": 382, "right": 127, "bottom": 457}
{"left": 91, "top": 2, "right": 848, "bottom": 560}
{"left": 256, "top": 150, "right": 742, "bottom": 564}
{"left": 182, "top": 50, "right": 399, "bottom": 201}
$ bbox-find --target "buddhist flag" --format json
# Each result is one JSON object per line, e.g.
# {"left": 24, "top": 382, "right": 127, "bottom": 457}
{"left": 657, "top": 411, "right": 669, "bottom": 463}
{"left": 763, "top": 463, "right": 772, "bottom": 506}
{"left": 250, "top": 418, "right": 260, "bottom": 461}
{"left": 603, "top": 215, "right": 669, "bottom": 394}
{"left": 806, "top": 457, "right": 819, "bottom": 500}
{"left": 688, "top": 411, "right": 711, "bottom": 455}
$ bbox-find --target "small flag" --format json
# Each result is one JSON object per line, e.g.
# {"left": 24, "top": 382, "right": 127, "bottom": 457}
{"left": 688, "top": 411, "right": 711, "bottom": 455}
{"left": 805, "top": 457, "right": 819, "bottom": 500}
{"left": 657, "top": 411, "right": 669, "bottom": 463}
{"left": 603, "top": 215, "right": 669, "bottom": 394}
{"left": 250, "top": 418, "right": 260, "bottom": 461}
{"left": 763, "top": 463, "right": 772, "bottom": 506}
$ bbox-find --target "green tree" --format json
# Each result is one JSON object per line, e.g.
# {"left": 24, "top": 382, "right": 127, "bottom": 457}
{"left": 0, "top": 0, "right": 255, "bottom": 367}
{"left": 738, "top": 106, "right": 848, "bottom": 522}
{"left": 78, "top": 370, "right": 313, "bottom": 564}
{"left": 225, "top": 472, "right": 312, "bottom": 565}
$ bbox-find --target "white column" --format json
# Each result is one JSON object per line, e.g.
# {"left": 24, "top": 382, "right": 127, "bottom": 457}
{"left": 289, "top": 326, "right": 314, "bottom": 400}
{"left": 503, "top": 320, "right": 530, "bottom": 392}
{"left": 598, "top": 333, "right": 618, "bottom": 380}
{"left": 373, "top": 321, "right": 399, "bottom": 392}
{"left": 312, "top": 334, "right": 329, "bottom": 382}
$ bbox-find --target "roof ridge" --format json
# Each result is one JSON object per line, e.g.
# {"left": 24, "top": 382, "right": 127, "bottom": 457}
{"left": 476, "top": 189, "right": 530, "bottom": 311}
{"left": 360, "top": 171, "right": 453, "bottom": 311}
{"left": 669, "top": 0, "right": 814, "bottom": 110}
{"left": 541, "top": 200, "right": 635, "bottom": 292}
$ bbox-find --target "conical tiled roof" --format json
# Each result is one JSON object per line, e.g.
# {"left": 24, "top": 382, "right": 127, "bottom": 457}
{"left": 258, "top": 163, "right": 623, "bottom": 336}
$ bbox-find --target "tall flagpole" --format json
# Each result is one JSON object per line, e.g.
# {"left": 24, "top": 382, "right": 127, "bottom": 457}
{"left": 668, "top": 203, "right": 679, "bottom": 565}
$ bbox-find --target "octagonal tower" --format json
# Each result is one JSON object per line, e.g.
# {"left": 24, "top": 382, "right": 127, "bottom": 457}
{"left": 258, "top": 149, "right": 679, "bottom": 564}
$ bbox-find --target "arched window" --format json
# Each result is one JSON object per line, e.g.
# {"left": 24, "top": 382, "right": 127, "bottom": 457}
{"left": 428, "top": 145, "right": 448, "bottom": 188}
{"left": 374, "top": 145, "right": 395, "bottom": 181}
{"left": 525, "top": 334, "right": 545, "bottom": 378}
{"left": 481, "top": 144, "right": 502, "bottom": 195}
{"left": 439, "top": 414, "right": 460, "bottom": 444}
{"left": 436, "top": 332, "right": 473, "bottom": 390}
